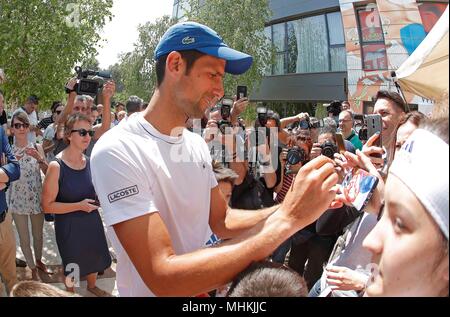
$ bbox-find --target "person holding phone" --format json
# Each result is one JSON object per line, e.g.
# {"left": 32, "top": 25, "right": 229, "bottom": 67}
{"left": 41, "top": 113, "right": 111, "bottom": 296}
{"left": 7, "top": 112, "right": 49, "bottom": 281}
{"left": 370, "top": 90, "right": 406, "bottom": 171}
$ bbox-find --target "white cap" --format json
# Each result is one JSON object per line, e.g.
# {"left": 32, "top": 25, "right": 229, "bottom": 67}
{"left": 390, "top": 129, "right": 449, "bottom": 240}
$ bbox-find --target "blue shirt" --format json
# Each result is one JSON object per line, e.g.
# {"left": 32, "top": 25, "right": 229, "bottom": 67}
{"left": 0, "top": 127, "right": 20, "bottom": 212}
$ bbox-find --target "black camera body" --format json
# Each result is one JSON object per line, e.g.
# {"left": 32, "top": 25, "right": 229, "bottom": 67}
{"left": 218, "top": 120, "right": 233, "bottom": 135}
{"left": 286, "top": 146, "right": 307, "bottom": 166}
{"left": 220, "top": 98, "right": 233, "bottom": 120}
{"left": 320, "top": 140, "right": 338, "bottom": 159}
{"left": 68, "top": 66, "right": 111, "bottom": 96}
{"left": 218, "top": 98, "right": 233, "bottom": 134}
{"left": 256, "top": 105, "right": 268, "bottom": 127}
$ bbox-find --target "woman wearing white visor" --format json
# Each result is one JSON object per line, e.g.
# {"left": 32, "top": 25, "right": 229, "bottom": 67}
{"left": 363, "top": 117, "right": 449, "bottom": 297}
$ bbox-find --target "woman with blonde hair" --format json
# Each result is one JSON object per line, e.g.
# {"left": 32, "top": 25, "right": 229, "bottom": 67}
{"left": 41, "top": 113, "right": 111, "bottom": 296}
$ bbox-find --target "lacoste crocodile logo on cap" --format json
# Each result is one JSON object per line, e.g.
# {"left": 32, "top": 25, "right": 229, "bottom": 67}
{"left": 182, "top": 36, "right": 195, "bottom": 45}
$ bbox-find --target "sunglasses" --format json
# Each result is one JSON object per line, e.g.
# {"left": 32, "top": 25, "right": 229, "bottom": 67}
{"left": 71, "top": 129, "right": 95, "bottom": 137}
{"left": 13, "top": 123, "right": 30, "bottom": 129}
{"left": 55, "top": 110, "right": 62, "bottom": 115}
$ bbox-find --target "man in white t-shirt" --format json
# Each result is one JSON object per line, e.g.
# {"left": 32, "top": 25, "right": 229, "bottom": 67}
{"left": 91, "top": 21, "right": 339, "bottom": 297}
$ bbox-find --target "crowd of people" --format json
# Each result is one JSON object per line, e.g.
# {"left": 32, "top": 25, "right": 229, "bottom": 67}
{"left": 0, "top": 21, "right": 448, "bottom": 298}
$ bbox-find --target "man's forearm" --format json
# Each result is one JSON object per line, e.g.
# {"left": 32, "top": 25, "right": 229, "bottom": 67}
{"left": 136, "top": 211, "right": 296, "bottom": 296}
{"left": 221, "top": 205, "right": 279, "bottom": 239}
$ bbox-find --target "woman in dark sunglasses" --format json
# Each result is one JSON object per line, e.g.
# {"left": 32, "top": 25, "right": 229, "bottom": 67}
{"left": 41, "top": 113, "right": 111, "bottom": 297}
{"left": 7, "top": 112, "right": 50, "bottom": 281}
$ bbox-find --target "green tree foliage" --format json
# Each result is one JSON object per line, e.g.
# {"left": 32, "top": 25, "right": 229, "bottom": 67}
{"left": 117, "top": 15, "right": 176, "bottom": 101}
{"left": 0, "top": 0, "right": 113, "bottom": 109}
{"left": 185, "top": 0, "right": 273, "bottom": 104}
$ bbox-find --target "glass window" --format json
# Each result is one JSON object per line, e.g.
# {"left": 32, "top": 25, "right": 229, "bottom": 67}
{"left": 288, "top": 15, "right": 329, "bottom": 73}
{"left": 268, "top": 11, "right": 347, "bottom": 75}
{"left": 272, "top": 23, "right": 286, "bottom": 52}
{"left": 330, "top": 46, "right": 347, "bottom": 71}
{"left": 272, "top": 23, "right": 286, "bottom": 74}
{"left": 327, "top": 12, "right": 345, "bottom": 45}
{"left": 264, "top": 26, "right": 273, "bottom": 75}
{"left": 172, "top": 4, "right": 178, "bottom": 18}
{"left": 418, "top": 2, "right": 448, "bottom": 33}
{"left": 357, "top": 5, "right": 388, "bottom": 70}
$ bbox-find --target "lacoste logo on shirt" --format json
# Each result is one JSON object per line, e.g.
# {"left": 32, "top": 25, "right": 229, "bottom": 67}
{"left": 108, "top": 185, "right": 139, "bottom": 203}
{"left": 182, "top": 36, "right": 195, "bottom": 45}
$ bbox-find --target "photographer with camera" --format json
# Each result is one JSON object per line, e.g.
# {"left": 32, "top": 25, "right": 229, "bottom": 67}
{"left": 55, "top": 69, "right": 115, "bottom": 157}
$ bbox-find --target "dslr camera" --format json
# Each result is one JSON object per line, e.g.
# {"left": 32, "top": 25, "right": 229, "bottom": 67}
{"left": 256, "top": 104, "right": 268, "bottom": 126}
{"left": 218, "top": 97, "right": 233, "bottom": 134}
{"left": 320, "top": 140, "right": 338, "bottom": 159}
{"left": 67, "top": 66, "right": 112, "bottom": 96}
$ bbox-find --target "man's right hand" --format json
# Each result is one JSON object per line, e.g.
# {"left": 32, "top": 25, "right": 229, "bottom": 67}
{"left": 362, "top": 133, "right": 384, "bottom": 169}
{"left": 280, "top": 156, "right": 338, "bottom": 227}
{"left": 65, "top": 77, "right": 77, "bottom": 93}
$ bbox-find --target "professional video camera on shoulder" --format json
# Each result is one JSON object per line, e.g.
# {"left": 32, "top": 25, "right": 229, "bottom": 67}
{"left": 66, "top": 66, "right": 112, "bottom": 97}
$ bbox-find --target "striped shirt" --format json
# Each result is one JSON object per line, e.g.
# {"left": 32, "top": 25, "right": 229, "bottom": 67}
{"left": 37, "top": 116, "right": 54, "bottom": 130}
{"left": 275, "top": 173, "right": 294, "bottom": 204}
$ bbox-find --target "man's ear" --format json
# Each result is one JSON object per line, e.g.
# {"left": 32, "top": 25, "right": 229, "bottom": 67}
{"left": 166, "top": 51, "right": 185, "bottom": 80}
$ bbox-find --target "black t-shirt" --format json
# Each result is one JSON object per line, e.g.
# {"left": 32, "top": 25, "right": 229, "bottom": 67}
{"left": 0, "top": 110, "right": 7, "bottom": 125}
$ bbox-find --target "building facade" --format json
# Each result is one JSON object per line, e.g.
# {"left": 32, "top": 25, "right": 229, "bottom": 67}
{"left": 173, "top": 0, "right": 448, "bottom": 113}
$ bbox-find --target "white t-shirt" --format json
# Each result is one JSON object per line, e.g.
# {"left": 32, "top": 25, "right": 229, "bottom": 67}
{"left": 90, "top": 113, "right": 218, "bottom": 297}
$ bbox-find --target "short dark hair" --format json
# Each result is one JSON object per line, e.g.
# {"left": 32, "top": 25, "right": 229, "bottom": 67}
{"left": 11, "top": 111, "right": 30, "bottom": 126}
{"left": 26, "top": 95, "right": 39, "bottom": 105}
{"left": 126, "top": 96, "right": 143, "bottom": 114}
{"left": 226, "top": 261, "right": 308, "bottom": 297}
{"left": 212, "top": 161, "right": 238, "bottom": 185}
{"left": 419, "top": 117, "right": 449, "bottom": 145}
{"left": 51, "top": 101, "right": 63, "bottom": 113}
{"left": 156, "top": 50, "right": 206, "bottom": 87}
{"left": 374, "top": 90, "right": 407, "bottom": 113}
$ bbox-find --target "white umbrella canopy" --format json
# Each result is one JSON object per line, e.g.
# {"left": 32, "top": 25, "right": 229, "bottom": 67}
{"left": 395, "top": 5, "right": 449, "bottom": 101}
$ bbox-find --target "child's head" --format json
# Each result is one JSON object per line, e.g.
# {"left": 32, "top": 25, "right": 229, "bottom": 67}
{"left": 226, "top": 260, "right": 308, "bottom": 297}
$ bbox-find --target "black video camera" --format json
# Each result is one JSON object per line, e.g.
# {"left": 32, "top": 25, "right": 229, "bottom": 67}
{"left": 67, "top": 66, "right": 112, "bottom": 96}
{"left": 320, "top": 140, "right": 338, "bottom": 159}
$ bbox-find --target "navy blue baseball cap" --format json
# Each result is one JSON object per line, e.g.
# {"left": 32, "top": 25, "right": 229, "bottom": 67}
{"left": 154, "top": 22, "right": 253, "bottom": 75}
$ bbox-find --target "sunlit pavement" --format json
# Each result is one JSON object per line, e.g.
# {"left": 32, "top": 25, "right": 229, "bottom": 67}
{"left": 6, "top": 209, "right": 119, "bottom": 297}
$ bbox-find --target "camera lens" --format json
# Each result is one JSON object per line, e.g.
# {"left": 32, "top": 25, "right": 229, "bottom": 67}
{"left": 320, "top": 141, "right": 337, "bottom": 159}
{"left": 287, "top": 147, "right": 305, "bottom": 165}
